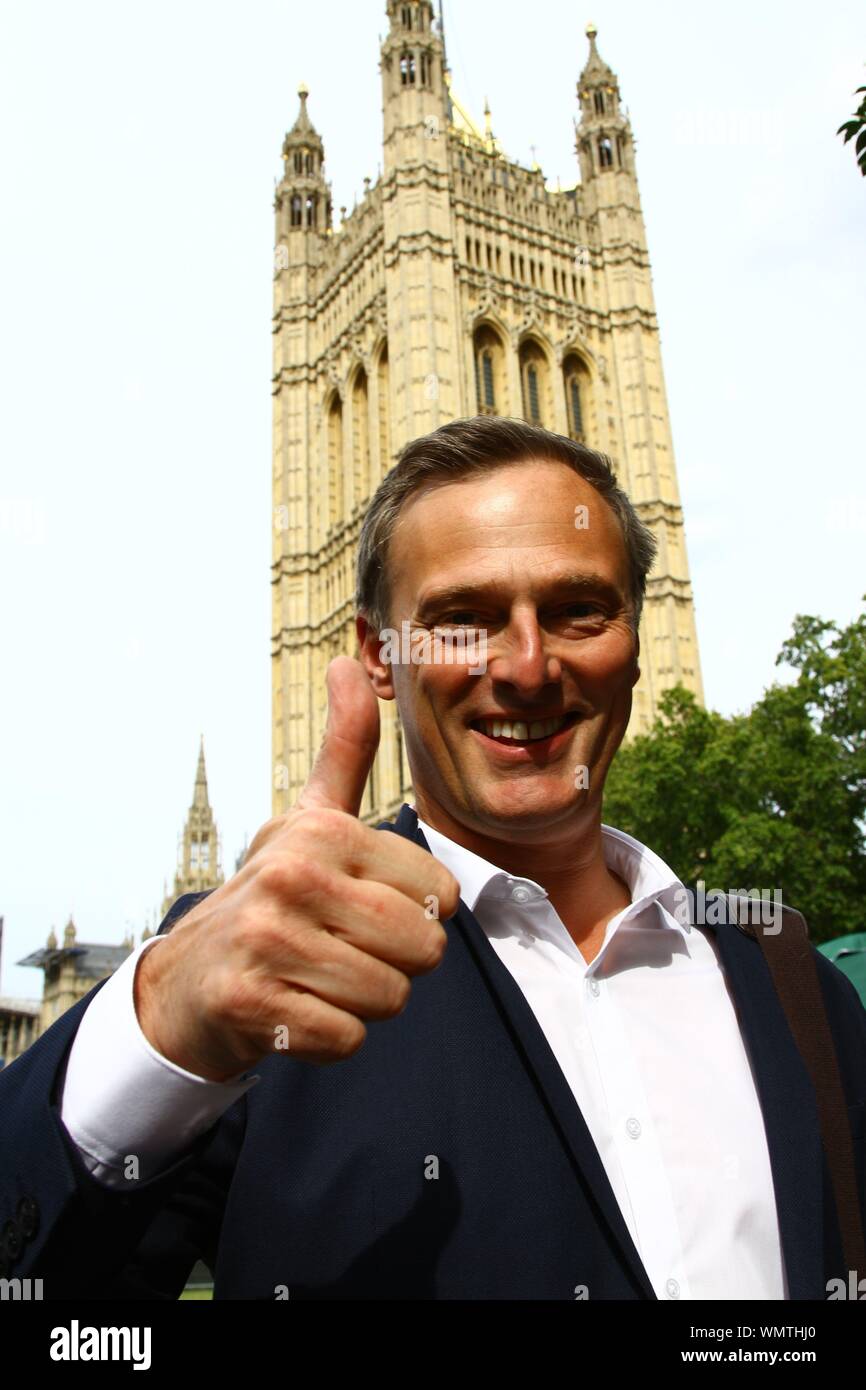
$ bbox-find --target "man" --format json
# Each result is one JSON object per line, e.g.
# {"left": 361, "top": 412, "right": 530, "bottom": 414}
{"left": 2, "top": 416, "right": 864, "bottom": 1300}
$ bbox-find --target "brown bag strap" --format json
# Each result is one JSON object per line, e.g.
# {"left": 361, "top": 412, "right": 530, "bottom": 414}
{"left": 734, "top": 897, "right": 866, "bottom": 1277}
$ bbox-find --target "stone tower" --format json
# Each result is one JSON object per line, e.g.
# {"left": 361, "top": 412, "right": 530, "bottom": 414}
{"left": 271, "top": 5, "right": 703, "bottom": 823}
{"left": 161, "top": 737, "right": 224, "bottom": 916}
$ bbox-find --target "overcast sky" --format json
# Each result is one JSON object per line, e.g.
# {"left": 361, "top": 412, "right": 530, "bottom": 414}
{"left": 0, "top": 0, "right": 863, "bottom": 997}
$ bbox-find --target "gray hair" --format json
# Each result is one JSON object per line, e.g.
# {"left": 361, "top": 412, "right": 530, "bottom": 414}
{"left": 355, "top": 414, "right": 657, "bottom": 632}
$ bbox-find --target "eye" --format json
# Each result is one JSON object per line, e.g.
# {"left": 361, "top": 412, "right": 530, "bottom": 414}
{"left": 435, "top": 610, "right": 482, "bottom": 626}
{"left": 563, "top": 602, "right": 605, "bottom": 619}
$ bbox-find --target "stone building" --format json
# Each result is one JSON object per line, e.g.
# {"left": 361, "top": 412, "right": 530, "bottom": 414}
{"left": 16, "top": 919, "right": 134, "bottom": 1042}
{"left": 270, "top": 4, "right": 704, "bottom": 825}
{"left": 1, "top": 741, "right": 226, "bottom": 1067}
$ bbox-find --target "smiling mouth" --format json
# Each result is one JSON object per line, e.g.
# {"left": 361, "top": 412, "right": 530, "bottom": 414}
{"left": 469, "top": 711, "right": 581, "bottom": 746}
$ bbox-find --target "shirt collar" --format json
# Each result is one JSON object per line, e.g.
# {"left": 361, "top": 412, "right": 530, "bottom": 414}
{"left": 413, "top": 812, "right": 690, "bottom": 936}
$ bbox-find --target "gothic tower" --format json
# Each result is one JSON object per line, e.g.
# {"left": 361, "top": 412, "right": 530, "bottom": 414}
{"left": 161, "top": 737, "right": 224, "bottom": 916}
{"left": 271, "top": 7, "right": 704, "bottom": 823}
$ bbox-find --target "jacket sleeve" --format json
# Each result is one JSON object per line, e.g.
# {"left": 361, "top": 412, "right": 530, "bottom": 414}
{"left": 0, "top": 892, "right": 245, "bottom": 1299}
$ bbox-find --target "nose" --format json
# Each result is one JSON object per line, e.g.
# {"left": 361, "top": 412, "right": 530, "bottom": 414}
{"left": 485, "top": 607, "right": 563, "bottom": 695}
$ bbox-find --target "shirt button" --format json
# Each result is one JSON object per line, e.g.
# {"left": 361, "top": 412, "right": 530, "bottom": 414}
{"left": 588, "top": 977, "right": 600, "bottom": 997}
{"left": 510, "top": 885, "right": 532, "bottom": 903}
{"left": 626, "top": 1117, "right": 641, "bottom": 1139}
{"left": 665, "top": 1278, "right": 680, "bottom": 1299}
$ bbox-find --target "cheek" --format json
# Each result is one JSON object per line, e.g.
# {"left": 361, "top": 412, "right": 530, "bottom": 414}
{"left": 419, "top": 665, "right": 475, "bottom": 720}
{"left": 569, "top": 633, "right": 636, "bottom": 690}
{"left": 400, "top": 663, "right": 473, "bottom": 731}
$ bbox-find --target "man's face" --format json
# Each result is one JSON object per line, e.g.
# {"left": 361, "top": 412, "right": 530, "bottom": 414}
{"left": 358, "top": 459, "right": 640, "bottom": 848}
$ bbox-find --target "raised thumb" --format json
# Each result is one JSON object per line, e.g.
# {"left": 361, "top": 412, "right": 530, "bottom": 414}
{"left": 296, "top": 655, "right": 381, "bottom": 816}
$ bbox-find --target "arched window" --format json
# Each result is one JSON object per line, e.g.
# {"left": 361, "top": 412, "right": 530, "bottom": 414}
{"left": 526, "top": 365, "right": 540, "bottom": 421}
{"left": 474, "top": 350, "right": 495, "bottom": 411}
{"left": 473, "top": 325, "right": 506, "bottom": 416}
{"left": 594, "top": 91, "right": 605, "bottom": 115}
{"left": 420, "top": 51, "right": 429, "bottom": 84}
{"left": 290, "top": 194, "right": 302, "bottom": 227}
{"left": 351, "top": 367, "right": 370, "bottom": 505}
{"left": 598, "top": 137, "right": 613, "bottom": 168}
{"left": 305, "top": 194, "right": 316, "bottom": 227}
{"left": 568, "top": 377, "right": 583, "bottom": 436}
{"left": 563, "top": 353, "right": 592, "bottom": 443}
{"left": 326, "top": 394, "right": 343, "bottom": 529}
{"left": 400, "top": 51, "right": 416, "bottom": 85}
{"left": 401, "top": 4, "right": 412, "bottom": 28}
{"left": 518, "top": 339, "right": 551, "bottom": 427}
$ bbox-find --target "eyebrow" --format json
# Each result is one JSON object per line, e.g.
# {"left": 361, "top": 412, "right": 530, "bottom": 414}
{"left": 416, "top": 573, "right": 625, "bottom": 613}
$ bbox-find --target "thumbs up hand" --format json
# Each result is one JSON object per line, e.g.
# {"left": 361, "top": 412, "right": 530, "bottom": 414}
{"left": 134, "top": 657, "right": 461, "bottom": 1080}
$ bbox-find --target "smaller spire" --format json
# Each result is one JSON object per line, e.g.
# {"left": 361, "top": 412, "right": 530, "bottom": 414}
{"left": 283, "top": 82, "right": 324, "bottom": 158}
{"left": 193, "top": 735, "right": 210, "bottom": 811}
{"left": 63, "top": 916, "right": 76, "bottom": 948}
{"left": 47, "top": 925, "right": 58, "bottom": 950}
{"left": 580, "top": 20, "right": 616, "bottom": 84}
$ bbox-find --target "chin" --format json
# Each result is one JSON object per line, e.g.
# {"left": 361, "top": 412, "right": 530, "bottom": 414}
{"left": 471, "top": 782, "right": 586, "bottom": 832}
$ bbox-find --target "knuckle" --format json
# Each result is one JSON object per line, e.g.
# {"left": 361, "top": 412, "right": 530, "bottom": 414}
{"left": 380, "top": 969, "right": 411, "bottom": 1018}
{"left": 255, "top": 854, "right": 300, "bottom": 899}
{"left": 326, "top": 1015, "right": 367, "bottom": 1060}
{"left": 290, "top": 805, "right": 351, "bottom": 847}
{"left": 256, "top": 851, "right": 330, "bottom": 905}
{"left": 419, "top": 923, "right": 448, "bottom": 972}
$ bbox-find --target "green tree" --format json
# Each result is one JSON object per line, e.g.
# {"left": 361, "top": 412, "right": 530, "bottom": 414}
{"left": 603, "top": 602, "right": 866, "bottom": 941}
{"left": 837, "top": 82, "right": 866, "bottom": 176}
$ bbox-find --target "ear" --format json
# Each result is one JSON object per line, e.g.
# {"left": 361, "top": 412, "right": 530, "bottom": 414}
{"left": 356, "top": 612, "right": 396, "bottom": 700}
{"left": 631, "top": 628, "right": 641, "bottom": 688}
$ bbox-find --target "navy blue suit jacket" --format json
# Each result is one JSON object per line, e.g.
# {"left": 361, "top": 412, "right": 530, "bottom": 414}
{"left": 2, "top": 803, "right": 865, "bottom": 1299}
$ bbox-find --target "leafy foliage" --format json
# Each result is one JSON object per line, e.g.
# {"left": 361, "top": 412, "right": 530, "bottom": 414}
{"left": 837, "top": 83, "right": 866, "bottom": 176}
{"left": 603, "top": 602, "right": 866, "bottom": 941}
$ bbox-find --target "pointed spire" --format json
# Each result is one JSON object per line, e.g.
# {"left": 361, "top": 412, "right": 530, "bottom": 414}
{"left": 193, "top": 734, "right": 210, "bottom": 811}
{"left": 580, "top": 21, "right": 617, "bottom": 87}
{"left": 283, "top": 82, "right": 324, "bottom": 156}
{"left": 162, "top": 737, "right": 224, "bottom": 919}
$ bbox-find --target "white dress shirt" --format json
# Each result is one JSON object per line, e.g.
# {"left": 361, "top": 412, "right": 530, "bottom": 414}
{"left": 59, "top": 813, "right": 787, "bottom": 1300}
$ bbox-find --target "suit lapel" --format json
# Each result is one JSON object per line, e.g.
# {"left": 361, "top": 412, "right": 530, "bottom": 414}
{"left": 708, "top": 916, "right": 825, "bottom": 1299}
{"left": 381, "top": 802, "right": 657, "bottom": 1299}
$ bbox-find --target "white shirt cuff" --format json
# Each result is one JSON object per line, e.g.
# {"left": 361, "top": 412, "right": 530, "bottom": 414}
{"left": 60, "top": 934, "right": 259, "bottom": 1188}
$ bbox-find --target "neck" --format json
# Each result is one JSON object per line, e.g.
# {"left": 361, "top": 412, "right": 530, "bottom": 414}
{"left": 413, "top": 799, "right": 632, "bottom": 963}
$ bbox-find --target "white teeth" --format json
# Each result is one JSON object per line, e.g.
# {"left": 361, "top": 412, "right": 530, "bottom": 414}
{"left": 480, "top": 714, "right": 569, "bottom": 742}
